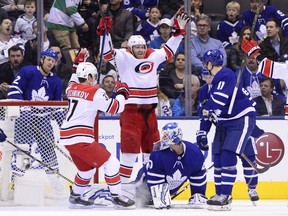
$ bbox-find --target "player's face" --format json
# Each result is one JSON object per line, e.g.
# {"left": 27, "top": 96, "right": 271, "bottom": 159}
{"left": 0, "top": 19, "right": 13, "bottom": 35}
{"left": 132, "top": 45, "right": 147, "bottom": 59}
{"left": 9, "top": 50, "right": 24, "bottom": 69}
{"left": 41, "top": 57, "right": 56, "bottom": 74}
{"left": 169, "top": 143, "right": 184, "bottom": 155}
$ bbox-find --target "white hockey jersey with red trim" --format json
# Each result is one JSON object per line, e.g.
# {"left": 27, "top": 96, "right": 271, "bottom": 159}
{"left": 102, "top": 35, "right": 183, "bottom": 104}
{"left": 59, "top": 81, "right": 125, "bottom": 145}
{"left": 258, "top": 58, "right": 288, "bottom": 119}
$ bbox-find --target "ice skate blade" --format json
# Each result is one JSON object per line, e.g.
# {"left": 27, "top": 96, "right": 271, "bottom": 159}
{"left": 114, "top": 204, "right": 136, "bottom": 210}
{"left": 207, "top": 204, "right": 231, "bottom": 211}
{"left": 69, "top": 203, "right": 95, "bottom": 209}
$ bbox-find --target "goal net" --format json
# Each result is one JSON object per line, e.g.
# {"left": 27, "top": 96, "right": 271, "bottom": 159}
{"left": 0, "top": 100, "right": 78, "bottom": 205}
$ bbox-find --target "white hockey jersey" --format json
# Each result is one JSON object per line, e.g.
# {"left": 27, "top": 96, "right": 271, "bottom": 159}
{"left": 59, "top": 80, "right": 126, "bottom": 145}
{"left": 102, "top": 35, "right": 183, "bottom": 105}
{"left": 258, "top": 58, "right": 288, "bottom": 119}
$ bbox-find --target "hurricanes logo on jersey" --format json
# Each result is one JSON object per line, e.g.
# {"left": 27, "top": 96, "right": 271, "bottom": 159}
{"left": 135, "top": 61, "right": 154, "bottom": 74}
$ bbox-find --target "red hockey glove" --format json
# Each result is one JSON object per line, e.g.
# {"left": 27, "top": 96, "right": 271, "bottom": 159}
{"left": 96, "top": 16, "right": 113, "bottom": 36}
{"left": 172, "top": 11, "right": 190, "bottom": 37}
{"left": 241, "top": 38, "right": 261, "bottom": 59}
{"left": 115, "top": 82, "right": 130, "bottom": 100}
{"left": 72, "top": 48, "right": 90, "bottom": 73}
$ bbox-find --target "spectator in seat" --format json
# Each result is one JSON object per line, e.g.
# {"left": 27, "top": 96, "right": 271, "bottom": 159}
{"left": 172, "top": 74, "right": 200, "bottom": 116}
{"left": 190, "top": 0, "right": 204, "bottom": 38}
{"left": 253, "top": 77, "right": 285, "bottom": 116}
{"left": 259, "top": 18, "right": 288, "bottom": 62}
{"left": 155, "top": 88, "right": 172, "bottom": 117}
{"left": 106, "top": 0, "right": 134, "bottom": 49}
{"left": 0, "top": 17, "right": 25, "bottom": 65}
{"left": 159, "top": 52, "right": 186, "bottom": 107}
{"left": 191, "top": 14, "right": 227, "bottom": 75}
{"left": 134, "top": 6, "right": 161, "bottom": 45}
{"left": 0, "top": 0, "right": 25, "bottom": 22}
{"left": 228, "top": 26, "right": 251, "bottom": 72}
{"left": 0, "top": 45, "right": 31, "bottom": 99}
{"left": 216, "top": 1, "right": 244, "bottom": 49}
{"left": 13, "top": 0, "right": 36, "bottom": 41}
{"left": 241, "top": 0, "right": 288, "bottom": 42}
{"left": 46, "top": 0, "right": 89, "bottom": 49}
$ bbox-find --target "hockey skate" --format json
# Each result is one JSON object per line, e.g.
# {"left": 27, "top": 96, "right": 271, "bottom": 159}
{"left": 112, "top": 195, "right": 136, "bottom": 209}
{"left": 207, "top": 194, "right": 232, "bottom": 211}
{"left": 69, "top": 190, "right": 95, "bottom": 209}
{"left": 248, "top": 189, "right": 259, "bottom": 206}
{"left": 188, "top": 193, "right": 208, "bottom": 209}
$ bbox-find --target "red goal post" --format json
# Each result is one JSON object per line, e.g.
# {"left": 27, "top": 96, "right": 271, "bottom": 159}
{"left": 0, "top": 100, "right": 99, "bottom": 203}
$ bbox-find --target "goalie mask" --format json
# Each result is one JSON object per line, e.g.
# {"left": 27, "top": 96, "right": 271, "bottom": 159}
{"left": 76, "top": 62, "right": 98, "bottom": 85}
{"left": 153, "top": 122, "right": 183, "bottom": 151}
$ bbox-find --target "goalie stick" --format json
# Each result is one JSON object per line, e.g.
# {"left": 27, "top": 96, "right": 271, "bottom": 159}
{"left": 227, "top": 3, "right": 261, "bottom": 114}
{"left": 6, "top": 140, "right": 74, "bottom": 184}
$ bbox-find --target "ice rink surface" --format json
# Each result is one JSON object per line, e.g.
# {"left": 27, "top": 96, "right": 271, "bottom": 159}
{"left": 0, "top": 200, "right": 287, "bottom": 216}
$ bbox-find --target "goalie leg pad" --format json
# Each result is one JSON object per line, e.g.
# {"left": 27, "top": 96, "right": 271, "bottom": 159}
{"left": 150, "top": 183, "right": 171, "bottom": 209}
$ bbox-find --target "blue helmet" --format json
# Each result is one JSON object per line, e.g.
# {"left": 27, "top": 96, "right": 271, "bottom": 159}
{"left": 41, "top": 48, "right": 58, "bottom": 61}
{"left": 153, "top": 122, "right": 183, "bottom": 151}
{"left": 203, "top": 49, "right": 223, "bottom": 66}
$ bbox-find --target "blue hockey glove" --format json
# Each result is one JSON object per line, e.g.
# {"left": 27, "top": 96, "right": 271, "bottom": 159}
{"left": 202, "top": 109, "right": 218, "bottom": 124}
{"left": 196, "top": 130, "right": 209, "bottom": 151}
{"left": 0, "top": 129, "right": 7, "bottom": 142}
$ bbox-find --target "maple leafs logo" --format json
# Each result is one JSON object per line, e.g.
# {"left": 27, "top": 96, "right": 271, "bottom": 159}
{"left": 166, "top": 169, "right": 187, "bottom": 190}
{"left": 31, "top": 87, "right": 49, "bottom": 101}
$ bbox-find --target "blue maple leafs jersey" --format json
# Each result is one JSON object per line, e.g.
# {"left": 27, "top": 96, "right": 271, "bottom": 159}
{"left": 8, "top": 65, "right": 62, "bottom": 101}
{"left": 202, "top": 67, "right": 256, "bottom": 121}
{"left": 241, "top": 5, "right": 288, "bottom": 41}
{"left": 146, "top": 141, "right": 206, "bottom": 195}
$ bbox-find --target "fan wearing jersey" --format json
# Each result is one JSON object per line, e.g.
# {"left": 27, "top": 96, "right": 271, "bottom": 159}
{"left": 97, "top": 11, "right": 190, "bottom": 184}
{"left": 7, "top": 48, "right": 65, "bottom": 197}
{"left": 241, "top": 37, "right": 288, "bottom": 119}
{"left": 199, "top": 49, "right": 256, "bottom": 211}
{"left": 144, "top": 122, "right": 207, "bottom": 209}
{"left": 59, "top": 62, "right": 135, "bottom": 209}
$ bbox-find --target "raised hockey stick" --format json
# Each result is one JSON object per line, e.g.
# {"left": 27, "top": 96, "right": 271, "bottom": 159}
{"left": 227, "top": 4, "right": 261, "bottom": 114}
{"left": 6, "top": 140, "right": 74, "bottom": 184}
{"left": 241, "top": 153, "right": 271, "bottom": 174}
{"left": 171, "top": 163, "right": 214, "bottom": 200}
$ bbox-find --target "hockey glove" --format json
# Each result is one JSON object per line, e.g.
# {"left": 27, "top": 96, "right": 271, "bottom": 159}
{"left": 72, "top": 48, "right": 90, "bottom": 73}
{"left": 196, "top": 130, "right": 209, "bottom": 151}
{"left": 97, "top": 16, "right": 113, "bottom": 36}
{"left": 115, "top": 82, "right": 130, "bottom": 100}
{"left": 241, "top": 38, "right": 261, "bottom": 59}
{"left": 202, "top": 109, "right": 218, "bottom": 124}
{"left": 172, "top": 11, "right": 190, "bottom": 37}
{"left": 0, "top": 128, "right": 7, "bottom": 142}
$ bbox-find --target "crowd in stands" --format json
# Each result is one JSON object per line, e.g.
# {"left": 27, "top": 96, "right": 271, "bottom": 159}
{"left": 0, "top": 0, "right": 287, "bottom": 117}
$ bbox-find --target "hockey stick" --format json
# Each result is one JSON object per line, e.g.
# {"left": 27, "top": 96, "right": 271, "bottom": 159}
{"left": 227, "top": 4, "right": 261, "bottom": 114}
{"left": 241, "top": 153, "right": 271, "bottom": 174}
{"left": 171, "top": 163, "right": 214, "bottom": 200}
{"left": 6, "top": 140, "right": 74, "bottom": 184}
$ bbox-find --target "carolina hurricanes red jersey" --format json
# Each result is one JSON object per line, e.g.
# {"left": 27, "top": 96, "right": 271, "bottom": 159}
{"left": 59, "top": 80, "right": 125, "bottom": 145}
{"left": 258, "top": 58, "right": 288, "bottom": 119}
{"left": 102, "top": 35, "right": 183, "bottom": 104}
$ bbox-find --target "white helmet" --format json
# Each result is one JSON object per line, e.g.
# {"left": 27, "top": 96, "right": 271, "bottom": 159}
{"left": 128, "top": 35, "right": 146, "bottom": 50}
{"left": 153, "top": 122, "right": 183, "bottom": 151}
{"left": 76, "top": 62, "right": 98, "bottom": 82}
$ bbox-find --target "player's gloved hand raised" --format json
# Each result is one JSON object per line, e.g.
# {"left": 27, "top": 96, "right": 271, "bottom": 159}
{"left": 97, "top": 16, "right": 113, "bottom": 36}
{"left": 196, "top": 130, "right": 209, "bottom": 151}
{"left": 0, "top": 128, "right": 7, "bottom": 142}
{"left": 72, "top": 48, "right": 90, "bottom": 73}
{"left": 115, "top": 82, "right": 130, "bottom": 100}
{"left": 241, "top": 38, "right": 261, "bottom": 59}
{"left": 172, "top": 11, "right": 190, "bottom": 37}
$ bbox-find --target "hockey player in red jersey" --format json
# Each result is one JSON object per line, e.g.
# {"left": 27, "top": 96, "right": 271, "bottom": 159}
{"left": 97, "top": 11, "right": 190, "bottom": 183}
{"left": 241, "top": 37, "right": 288, "bottom": 119}
{"left": 59, "top": 62, "right": 135, "bottom": 209}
